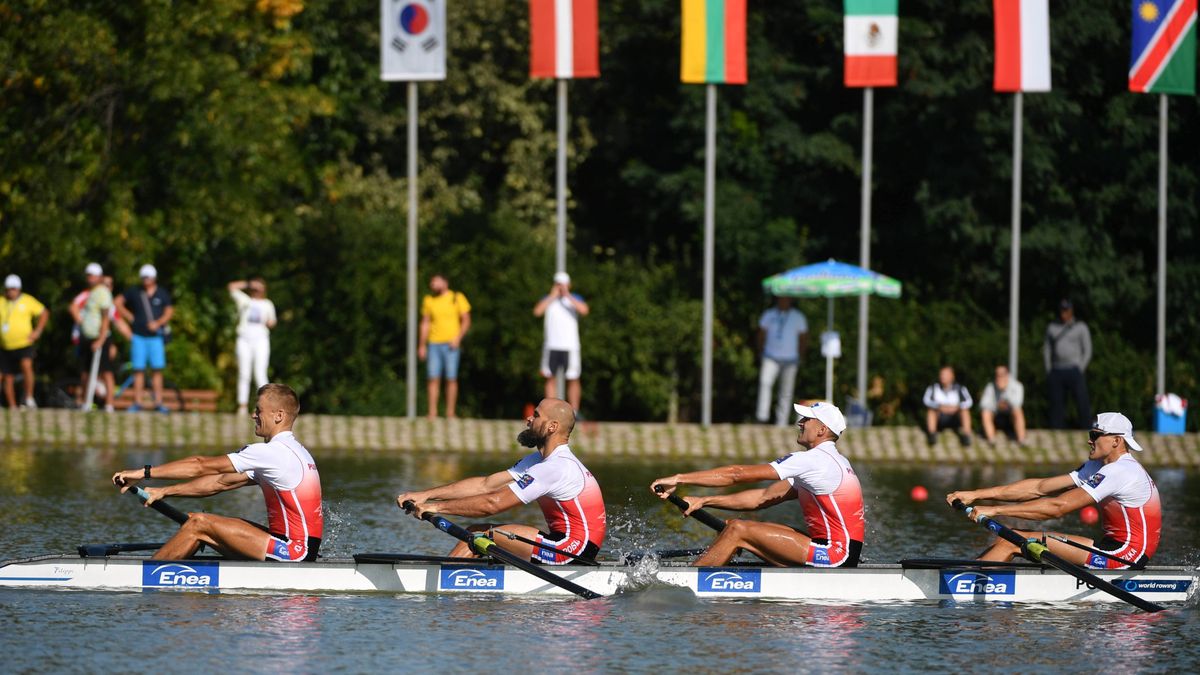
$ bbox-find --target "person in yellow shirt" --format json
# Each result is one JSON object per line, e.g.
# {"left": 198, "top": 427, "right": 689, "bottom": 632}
{"left": 1, "top": 274, "right": 49, "bottom": 409}
{"left": 418, "top": 274, "right": 471, "bottom": 419}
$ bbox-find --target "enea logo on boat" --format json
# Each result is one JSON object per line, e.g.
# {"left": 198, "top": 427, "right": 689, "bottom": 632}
{"left": 439, "top": 565, "right": 504, "bottom": 591}
{"left": 697, "top": 568, "right": 761, "bottom": 593}
{"left": 938, "top": 570, "right": 1015, "bottom": 596}
{"left": 141, "top": 561, "right": 219, "bottom": 588}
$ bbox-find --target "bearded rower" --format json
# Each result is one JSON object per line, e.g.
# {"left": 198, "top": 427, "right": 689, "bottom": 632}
{"left": 112, "top": 383, "right": 322, "bottom": 561}
{"left": 397, "top": 398, "right": 606, "bottom": 564}
{"left": 652, "top": 402, "right": 865, "bottom": 567}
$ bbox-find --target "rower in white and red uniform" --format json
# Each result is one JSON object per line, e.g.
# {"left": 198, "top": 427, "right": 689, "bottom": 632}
{"left": 651, "top": 402, "right": 866, "bottom": 567}
{"left": 947, "top": 412, "right": 1160, "bottom": 569}
{"left": 112, "top": 383, "right": 323, "bottom": 562}
{"left": 398, "top": 398, "right": 606, "bottom": 564}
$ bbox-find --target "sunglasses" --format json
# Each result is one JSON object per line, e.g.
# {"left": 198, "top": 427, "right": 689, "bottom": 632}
{"left": 1088, "top": 430, "right": 1116, "bottom": 442}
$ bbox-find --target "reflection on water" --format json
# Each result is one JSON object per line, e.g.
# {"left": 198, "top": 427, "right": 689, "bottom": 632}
{"left": 1, "top": 446, "right": 1199, "bottom": 672}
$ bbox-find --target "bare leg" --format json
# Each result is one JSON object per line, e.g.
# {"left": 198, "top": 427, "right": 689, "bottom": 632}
{"left": 977, "top": 528, "right": 1093, "bottom": 565}
{"left": 427, "top": 378, "right": 441, "bottom": 419}
{"left": 925, "top": 409, "right": 938, "bottom": 435}
{"left": 102, "top": 372, "right": 116, "bottom": 407}
{"left": 132, "top": 370, "right": 145, "bottom": 406}
{"left": 20, "top": 357, "right": 35, "bottom": 402}
{"left": 567, "top": 379, "right": 581, "bottom": 412}
{"left": 1012, "top": 408, "right": 1027, "bottom": 443}
{"left": 445, "top": 379, "right": 458, "bottom": 418}
{"left": 694, "top": 519, "right": 811, "bottom": 567}
{"left": 446, "top": 523, "right": 540, "bottom": 561}
{"left": 153, "top": 512, "right": 273, "bottom": 560}
{"left": 981, "top": 410, "right": 996, "bottom": 442}
{"left": 959, "top": 409, "right": 973, "bottom": 435}
{"left": 151, "top": 370, "right": 164, "bottom": 406}
{"left": 2, "top": 374, "right": 15, "bottom": 407}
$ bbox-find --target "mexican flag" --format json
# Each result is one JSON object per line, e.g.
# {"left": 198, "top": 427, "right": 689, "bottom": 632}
{"left": 993, "top": 0, "right": 1051, "bottom": 92}
{"left": 681, "top": 0, "right": 747, "bottom": 84}
{"left": 844, "top": 0, "right": 898, "bottom": 87}
{"left": 1129, "top": 0, "right": 1197, "bottom": 94}
{"left": 530, "top": 0, "right": 599, "bottom": 79}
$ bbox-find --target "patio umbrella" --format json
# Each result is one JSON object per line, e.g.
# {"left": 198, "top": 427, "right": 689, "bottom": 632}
{"left": 762, "top": 259, "right": 902, "bottom": 404}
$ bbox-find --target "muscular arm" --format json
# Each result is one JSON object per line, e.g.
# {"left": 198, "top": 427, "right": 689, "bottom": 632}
{"left": 946, "top": 473, "right": 1076, "bottom": 506}
{"left": 418, "top": 314, "right": 431, "bottom": 351}
{"left": 156, "top": 305, "right": 174, "bottom": 328}
{"left": 976, "top": 487, "right": 1095, "bottom": 522}
{"left": 457, "top": 312, "right": 471, "bottom": 340}
{"left": 651, "top": 463, "right": 781, "bottom": 495}
{"left": 113, "top": 455, "right": 236, "bottom": 488}
{"left": 421, "top": 487, "right": 523, "bottom": 519}
{"left": 532, "top": 294, "right": 554, "bottom": 317}
{"left": 399, "top": 470, "right": 514, "bottom": 505}
{"left": 690, "top": 480, "right": 797, "bottom": 513}
{"left": 157, "top": 471, "right": 254, "bottom": 499}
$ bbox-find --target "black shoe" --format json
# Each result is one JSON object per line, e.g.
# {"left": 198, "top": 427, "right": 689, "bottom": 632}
{"left": 926, "top": 431, "right": 937, "bottom": 447}
{"left": 958, "top": 432, "right": 972, "bottom": 448}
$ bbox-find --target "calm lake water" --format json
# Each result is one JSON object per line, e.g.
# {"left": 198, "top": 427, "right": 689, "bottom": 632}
{"left": 2, "top": 444, "right": 1198, "bottom": 673}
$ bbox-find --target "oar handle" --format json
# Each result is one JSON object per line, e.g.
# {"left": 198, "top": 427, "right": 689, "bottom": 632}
{"left": 656, "top": 486, "right": 727, "bottom": 532}
{"left": 129, "top": 485, "right": 190, "bottom": 525}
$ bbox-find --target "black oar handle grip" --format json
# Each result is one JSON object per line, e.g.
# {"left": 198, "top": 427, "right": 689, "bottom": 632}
{"left": 130, "top": 486, "right": 189, "bottom": 525}
{"left": 401, "top": 500, "right": 438, "bottom": 523}
{"left": 951, "top": 499, "right": 966, "bottom": 512}
{"left": 656, "top": 485, "right": 727, "bottom": 533}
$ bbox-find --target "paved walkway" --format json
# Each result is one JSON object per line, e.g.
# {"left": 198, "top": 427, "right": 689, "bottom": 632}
{"left": 3, "top": 409, "right": 1197, "bottom": 466}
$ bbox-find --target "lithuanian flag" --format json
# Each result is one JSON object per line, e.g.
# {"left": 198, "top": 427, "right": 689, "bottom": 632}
{"left": 681, "top": 0, "right": 747, "bottom": 84}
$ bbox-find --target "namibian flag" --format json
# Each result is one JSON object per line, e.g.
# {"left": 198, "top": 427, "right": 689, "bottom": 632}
{"left": 844, "top": 0, "right": 898, "bottom": 87}
{"left": 1129, "top": 0, "right": 1197, "bottom": 94}
{"left": 681, "top": 0, "right": 747, "bottom": 84}
{"left": 530, "top": 0, "right": 599, "bottom": 79}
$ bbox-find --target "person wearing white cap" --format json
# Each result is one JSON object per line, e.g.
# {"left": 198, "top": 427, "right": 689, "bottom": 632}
{"left": 947, "top": 412, "right": 1161, "bottom": 569}
{"left": 651, "top": 401, "right": 866, "bottom": 567}
{"left": 533, "top": 272, "right": 589, "bottom": 412}
{"left": 1, "top": 274, "right": 49, "bottom": 409}
{"left": 115, "top": 264, "right": 174, "bottom": 412}
{"left": 228, "top": 277, "right": 279, "bottom": 417}
{"left": 69, "top": 263, "right": 116, "bottom": 410}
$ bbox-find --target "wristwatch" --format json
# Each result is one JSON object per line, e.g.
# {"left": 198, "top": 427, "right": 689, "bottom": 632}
{"left": 144, "top": 464, "right": 152, "bottom": 480}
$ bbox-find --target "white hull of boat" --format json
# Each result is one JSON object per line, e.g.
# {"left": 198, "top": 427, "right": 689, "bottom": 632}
{"left": 1, "top": 555, "right": 1196, "bottom": 605}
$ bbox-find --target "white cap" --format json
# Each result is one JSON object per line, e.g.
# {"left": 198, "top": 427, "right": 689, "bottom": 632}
{"left": 139, "top": 264, "right": 158, "bottom": 279}
{"left": 793, "top": 401, "right": 847, "bottom": 437}
{"left": 553, "top": 272, "right": 571, "bottom": 285}
{"left": 1093, "top": 412, "right": 1143, "bottom": 452}
{"left": 85, "top": 262, "right": 103, "bottom": 277}
{"left": 4, "top": 274, "right": 20, "bottom": 289}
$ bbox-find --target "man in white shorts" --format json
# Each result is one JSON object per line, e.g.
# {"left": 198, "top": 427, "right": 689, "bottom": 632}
{"left": 112, "top": 383, "right": 323, "bottom": 562}
{"left": 651, "top": 401, "right": 866, "bottom": 567}
{"left": 398, "top": 398, "right": 607, "bottom": 564}
{"left": 228, "top": 278, "right": 278, "bottom": 416}
{"left": 533, "top": 272, "right": 589, "bottom": 411}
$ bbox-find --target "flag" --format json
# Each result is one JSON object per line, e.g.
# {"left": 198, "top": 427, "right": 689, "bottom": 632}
{"left": 1129, "top": 0, "right": 1197, "bottom": 94}
{"left": 530, "top": 0, "right": 599, "bottom": 79}
{"left": 681, "top": 0, "right": 747, "bottom": 84}
{"left": 844, "top": 0, "right": 898, "bottom": 87}
{"left": 381, "top": 0, "right": 446, "bottom": 81}
{"left": 993, "top": 0, "right": 1051, "bottom": 92}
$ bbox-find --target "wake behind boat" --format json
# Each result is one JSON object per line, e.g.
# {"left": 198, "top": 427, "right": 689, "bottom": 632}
{"left": 1, "top": 552, "right": 1195, "bottom": 605}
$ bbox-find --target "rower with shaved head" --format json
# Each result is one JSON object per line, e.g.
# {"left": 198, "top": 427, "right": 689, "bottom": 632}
{"left": 398, "top": 398, "right": 606, "bottom": 563}
{"left": 112, "top": 383, "right": 323, "bottom": 562}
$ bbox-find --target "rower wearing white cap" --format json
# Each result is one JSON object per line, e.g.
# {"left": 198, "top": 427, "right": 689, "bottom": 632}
{"left": 651, "top": 401, "right": 866, "bottom": 567}
{"left": 947, "top": 412, "right": 1161, "bottom": 569}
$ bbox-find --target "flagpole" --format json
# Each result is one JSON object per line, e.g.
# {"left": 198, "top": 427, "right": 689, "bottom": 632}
{"left": 406, "top": 80, "right": 419, "bottom": 420}
{"left": 1007, "top": 91, "right": 1023, "bottom": 380}
{"left": 1155, "top": 93, "right": 1167, "bottom": 397}
{"left": 701, "top": 83, "right": 716, "bottom": 427}
{"left": 556, "top": 78, "right": 568, "bottom": 275}
{"left": 855, "top": 86, "right": 874, "bottom": 411}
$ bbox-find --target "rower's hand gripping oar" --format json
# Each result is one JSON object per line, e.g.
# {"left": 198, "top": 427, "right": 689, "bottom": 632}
{"left": 951, "top": 499, "right": 1164, "bottom": 613}
{"left": 401, "top": 501, "right": 601, "bottom": 600}
{"left": 654, "top": 485, "right": 726, "bottom": 532}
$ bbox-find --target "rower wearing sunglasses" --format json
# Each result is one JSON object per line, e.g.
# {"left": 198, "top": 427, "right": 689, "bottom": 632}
{"left": 946, "top": 412, "right": 1160, "bottom": 569}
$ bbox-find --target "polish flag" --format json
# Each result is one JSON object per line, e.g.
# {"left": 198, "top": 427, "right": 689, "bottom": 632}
{"left": 530, "top": 0, "right": 599, "bottom": 79}
{"left": 993, "top": 0, "right": 1051, "bottom": 92}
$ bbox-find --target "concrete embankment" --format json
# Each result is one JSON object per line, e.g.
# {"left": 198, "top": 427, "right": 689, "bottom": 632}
{"left": 3, "top": 409, "right": 1197, "bottom": 466}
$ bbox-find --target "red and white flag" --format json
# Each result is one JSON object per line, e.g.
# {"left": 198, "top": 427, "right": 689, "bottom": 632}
{"left": 530, "top": 0, "right": 599, "bottom": 79}
{"left": 993, "top": 0, "right": 1051, "bottom": 92}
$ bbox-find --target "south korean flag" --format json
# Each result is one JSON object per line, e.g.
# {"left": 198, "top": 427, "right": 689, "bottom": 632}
{"left": 381, "top": 0, "right": 446, "bottom": 81}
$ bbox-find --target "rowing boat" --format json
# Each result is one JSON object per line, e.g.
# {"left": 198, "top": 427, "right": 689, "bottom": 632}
{"left": 1, "top": 553, "right": 1195, "bottom": 604}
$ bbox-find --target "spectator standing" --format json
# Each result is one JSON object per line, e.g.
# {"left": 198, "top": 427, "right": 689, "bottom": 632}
{"left": 229, "top": 278, "right": 278, "bottom": 416}
{"left": 979, "top": 365, "right": 1027, "bottom": 445}
{"left": 533, "top": 272, "right": 589, "bottom": 412}
{"left": 115, "top": 264, "right": 174, "bottom": 412}
{"left": 418, "top": 274, "right": 471, "bottom": 419}
{"left": 0, "top": 274, "right": 48, "bottom": 408}
{"left": 922, "top": 365, "right": 973, "bottom": 447}
{"left": 1044, "top": 299, "right": 1092, "bottom": 429}
{"left": 69, "top": 263, "right": 116, "bottom": 411}
{"left": 754, "top": 296, "right": 809, "bottom": 426}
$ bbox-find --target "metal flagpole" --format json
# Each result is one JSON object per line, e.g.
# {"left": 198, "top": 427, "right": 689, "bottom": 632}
{"left": 1007, "top": 91, "right": 1023, "bottom": 379}
{"left": 825, "top": 297, "right": 835, "bottom": 402}
{"left": 855, "top": 87, "right": 874, "bottom": 408}
{"left": 556, "top": 79, "right": 568, "bottom": 275}
{"left": 406, "top": 81, "right": 419, "bottom": 419}
{"left": 701, "top": 83, "right": 716, "bottom": 427}
{"left": 1155, "top": 93, "right": 1167, "bottom": 396}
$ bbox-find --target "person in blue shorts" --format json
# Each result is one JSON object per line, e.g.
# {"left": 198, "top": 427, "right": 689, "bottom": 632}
{"left": 115, "top": 264, "right": 174, "bottom": 412}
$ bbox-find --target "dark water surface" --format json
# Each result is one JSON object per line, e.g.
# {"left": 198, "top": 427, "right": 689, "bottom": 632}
{"left": 2, "top": 445, "right": 1198, "bottom": 673}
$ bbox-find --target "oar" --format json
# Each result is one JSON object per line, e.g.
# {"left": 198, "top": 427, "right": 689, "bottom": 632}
{"left": 78, "top": 542, "right": 165, "bottom": 557}
{"left": 491, "top": 529, "right": 599, "bottom": 566}
{"left": 401, "top": 501, "right": 601, "bottom": 600}
{"left": 951, "top": 499, "right": 1163, "bottom": 613}
{"left": 126, "top": 485, "right": 190, "bottom": 525}
{"left": 1044, "top": 534, "right": 1146, "bottom": 569}
{"left": 654, "top": 485, "right": 727, "bottom": 532}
